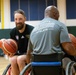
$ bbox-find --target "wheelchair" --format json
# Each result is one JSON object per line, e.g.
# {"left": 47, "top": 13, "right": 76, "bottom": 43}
{"left": 2, "top": 53, "right": 76, "bottom": 75}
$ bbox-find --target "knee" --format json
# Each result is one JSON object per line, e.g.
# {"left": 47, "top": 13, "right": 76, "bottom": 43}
{"left": 17, "top": 56, "right": 23, "bottom": 64}
{"left": 17, "top": 56, "right": 26, "bottom": 65}
{"left": 9, "top": 56, "right": 17, "bottom": 65}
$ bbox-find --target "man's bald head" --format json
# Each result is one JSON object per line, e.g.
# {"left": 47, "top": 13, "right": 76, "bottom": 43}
{"left": 44, "top": 5, "right": 59, "bottom": 20}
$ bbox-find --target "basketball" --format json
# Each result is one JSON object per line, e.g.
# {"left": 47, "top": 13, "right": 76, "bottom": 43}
{"left": 0, "top": 39, "right": 18, "bottom": 56}
{"left": 68, "top": 33, "right": 76, "bottom": 48}
{"left": 0, "top": 39, "right": 6, "bottom": 48}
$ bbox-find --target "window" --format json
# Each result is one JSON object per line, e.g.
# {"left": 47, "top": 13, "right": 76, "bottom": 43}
{"left": 10, "top": 0, "right": 57, "bottom": 21}
{"left": 66, "top": 0, "right": 76, "bottom": 19}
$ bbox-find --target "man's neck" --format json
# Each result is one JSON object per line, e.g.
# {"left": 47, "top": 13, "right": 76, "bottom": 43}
{"left": 19, "top": 24, "right": 26, "bottom": 33}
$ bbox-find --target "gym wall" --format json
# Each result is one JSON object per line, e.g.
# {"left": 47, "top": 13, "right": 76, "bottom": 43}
{"left": 0, "top": 27, "right": 76, "bottom": 56}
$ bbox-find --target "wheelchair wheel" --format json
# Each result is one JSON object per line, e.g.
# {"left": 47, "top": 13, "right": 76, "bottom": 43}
{"left": 20, "top": 63, "right": 31, "bottom": 75}
{"left": 2, "top": 64, "right": 11, "bottom": 75}
{"left": 66, "top": 61, "right": 76, "bottom": 75}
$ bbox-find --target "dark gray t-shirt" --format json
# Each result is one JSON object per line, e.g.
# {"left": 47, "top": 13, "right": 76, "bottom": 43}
{"left": 28, "top": 18, "right": 71, "bottom": 55}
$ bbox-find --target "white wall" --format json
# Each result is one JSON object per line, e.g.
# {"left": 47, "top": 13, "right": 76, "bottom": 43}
{"left": 0, "top": 23, "right": 1, "bottom": 28}
{"left": 25, "top": 21, "right": 40, "bottom": 27}
{"left": 66, "top": 19, "right": 76, "bottom": 26}
{"left": 9, "top": 21, "right": 40, "bottom": 29}
{"left": 4, "top": 0, "right": 10, "bottom": 29}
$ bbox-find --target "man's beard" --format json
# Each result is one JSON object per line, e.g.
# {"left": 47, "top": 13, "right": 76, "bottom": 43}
{"left": 16, "top": 23, "right": 24, "bottom": 30}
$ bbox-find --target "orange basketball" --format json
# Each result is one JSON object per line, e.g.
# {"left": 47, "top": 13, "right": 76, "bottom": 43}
{"left": 0, "top": 39, "right": 6, "bottom": 48}
{"left": 0, "top": 39, "right": 18, "bottom": 56}
{"left": 68, "top": 33, "right": 76, "bottom": 48}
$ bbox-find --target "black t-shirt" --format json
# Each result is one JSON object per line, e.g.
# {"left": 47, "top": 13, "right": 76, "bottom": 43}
{"left": 10, "top": 24, "right": 34, "bottom": 55}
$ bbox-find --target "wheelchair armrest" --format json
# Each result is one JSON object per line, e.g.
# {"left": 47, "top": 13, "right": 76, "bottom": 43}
{"left": 31, "top": 61, "right": 61, "bottom": 66}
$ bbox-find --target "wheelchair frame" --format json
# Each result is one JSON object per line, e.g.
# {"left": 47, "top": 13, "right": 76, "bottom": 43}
{"left": 2, "top": 53, "right": 76, "bottom": 75}
{"left": 66, "top": 61, "right": 76, "bottom": 75}
{"left": 2, "top": 61, "right": 76, "bottom": 75}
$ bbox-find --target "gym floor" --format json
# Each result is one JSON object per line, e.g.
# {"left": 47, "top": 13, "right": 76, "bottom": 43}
{"left": 0, "top": 56, "right": 76, "bottom": 75}
{"left": 0, "top": 56, "right": 9, "bottom": 75}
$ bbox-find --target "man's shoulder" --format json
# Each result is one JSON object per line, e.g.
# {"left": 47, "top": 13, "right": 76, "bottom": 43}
{"left": 26, "top": 24, "right": 34, "bottom": 31}
{"left": 26, "top": 24, "right": 34, "bottom": 27}
{"left": 25, "top": 24, "right": 34, "bottom": 34}
{"left": 10, "top": 27, "right": 17, "bottom": 33}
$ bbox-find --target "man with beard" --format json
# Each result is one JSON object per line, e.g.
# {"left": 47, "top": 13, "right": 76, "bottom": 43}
{"left": 9, "top": 9, "right": 34, "bottom": 75}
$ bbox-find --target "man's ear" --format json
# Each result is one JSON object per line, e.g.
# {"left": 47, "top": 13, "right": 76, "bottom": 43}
{"left": 53, "top": 12, "right": 58, "bottom": 20}
{"left": 53, "top": 12, "right": 57, "bottom": 17}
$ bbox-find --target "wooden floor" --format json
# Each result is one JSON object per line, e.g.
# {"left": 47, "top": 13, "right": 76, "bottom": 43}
{"left": 0, "top": 56, "right": 76, "bottom": 75}
{"left": 0, "top": 57, "right": 10, "bottom": 75}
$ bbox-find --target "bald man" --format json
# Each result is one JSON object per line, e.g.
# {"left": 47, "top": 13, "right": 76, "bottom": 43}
{"left": 26, "top": 5, "right": 76, "bottom": 74}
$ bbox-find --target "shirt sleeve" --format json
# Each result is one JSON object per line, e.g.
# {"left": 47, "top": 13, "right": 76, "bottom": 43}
{"left": 27, "top": 39, "right": 33, "bottom": 51}
{"left": 60, "top": 23, "right": 71, "bottom": 43}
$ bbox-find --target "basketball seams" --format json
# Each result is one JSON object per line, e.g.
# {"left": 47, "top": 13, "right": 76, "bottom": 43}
{"left": 1, "top": 39, "right": 18, "bottom": 56}
{"left": 9, "top": 39, "right": 18, "bottom": 50}
{"left": 7, "top": 39, "right": 18, "bottom": 51}
{"left": 2, "top": 40, "right": 15, "bottom": 55}
{"left": 6, "top": 40, "right": 17, "bottom": 51}
{"left": 4, "top": 42, "right": 16, "bottom": 52}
